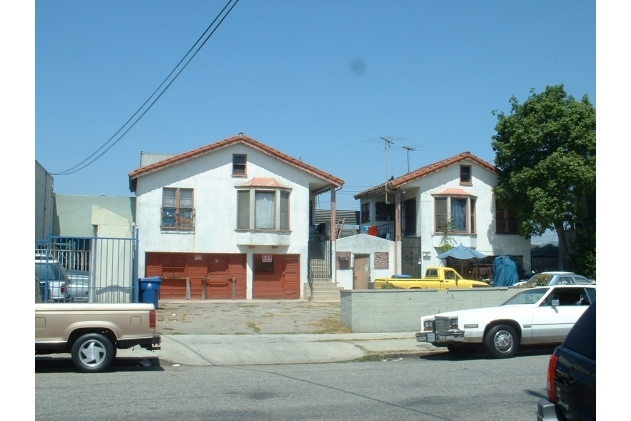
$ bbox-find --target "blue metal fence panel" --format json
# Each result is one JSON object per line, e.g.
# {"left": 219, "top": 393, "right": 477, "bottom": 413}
{"left": 34, "top": 235, "right": 139, "bottom": 304}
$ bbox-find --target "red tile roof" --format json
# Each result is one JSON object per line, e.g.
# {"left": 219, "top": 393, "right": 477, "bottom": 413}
{"left": 128, "top": 133, "right": 344, "bottom": 192}
{"left": 354, "top": 151, "right": 496, "bottom": 199}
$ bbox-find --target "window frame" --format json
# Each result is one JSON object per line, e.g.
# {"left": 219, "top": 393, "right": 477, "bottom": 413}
{"left": 232, "top": 154, "right": 247, "bottom": 177}
{"left": 375, "top": 201, "right": 395, "bottom": 221}
{"left": 161, "top": 187, "right": 195, "bottom": 231}
{"left": 236, "top": 188, "right": 291, "bottom": 232}
{"left": 460, "top": 165, "right": 472, "bottom": 185}
{"left": 495, "top": 199, "right": 519, "bottom": 234}
{"left": 361, "top": 203, "right": 370, "bottom": 223}
{"left": 434, "top": 195, "right": 476, "bottom": 234}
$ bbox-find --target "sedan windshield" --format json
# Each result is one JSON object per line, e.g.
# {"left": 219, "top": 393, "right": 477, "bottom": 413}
{"left": 501, "top": 288, "right": 547, "bottom": 305}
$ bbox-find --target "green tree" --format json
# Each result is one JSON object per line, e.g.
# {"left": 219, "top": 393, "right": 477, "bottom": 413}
{"left": 491, "top": 85, "right": 596, "bottom": 271}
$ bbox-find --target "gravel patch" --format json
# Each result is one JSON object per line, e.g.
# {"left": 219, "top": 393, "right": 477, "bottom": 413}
{"left": 156, "top": 300, "right": 349, "bottom": 335}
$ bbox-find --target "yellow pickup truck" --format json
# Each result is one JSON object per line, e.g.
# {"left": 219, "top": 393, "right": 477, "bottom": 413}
{"left": 374, "top": 267, "right": 490, "bottom": 289}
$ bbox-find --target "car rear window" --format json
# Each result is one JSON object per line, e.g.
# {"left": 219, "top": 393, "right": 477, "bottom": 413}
{"left": 562, "top": 302, "right": 596, "bottom": 360}
{"left": 35, "top": 263, "right": 64, "bottom": 281}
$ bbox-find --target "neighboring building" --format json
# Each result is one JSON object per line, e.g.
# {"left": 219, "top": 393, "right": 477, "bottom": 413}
{"left": 35, "top": 160, "right": 54, "bottom": 240}
{"left": 353, "top": 152, "right": 531, "bottom": 281}
{"left": 53, "top": 194, "right": 136, "bottom": 237}
{"left": 128, "top": 133, "right": 343, "bottom": 300}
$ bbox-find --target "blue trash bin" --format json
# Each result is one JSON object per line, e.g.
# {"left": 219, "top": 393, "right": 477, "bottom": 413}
{"left": 139, "top": 276, "right": 162, "bottom": 308}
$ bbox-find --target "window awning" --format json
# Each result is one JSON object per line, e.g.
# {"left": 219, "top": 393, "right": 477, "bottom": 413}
{"left": 238, "top": 177, "right": 288, "bottom": 188}
{"left": 432, "top": 188, "right": 476, "bottom": 197}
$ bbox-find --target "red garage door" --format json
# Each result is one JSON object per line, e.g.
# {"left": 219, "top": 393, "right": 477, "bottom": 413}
{"left": 253, "top": 254, "right": 300, "bottom": 299}
{"left": 145, "top": 252, "right": 246, "bottom": 300}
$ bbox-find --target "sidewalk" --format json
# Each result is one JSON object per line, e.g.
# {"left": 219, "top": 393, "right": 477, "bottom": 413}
{"left": 117, "top": 300, "right": 441, "bottom": 366}
{"left": 118, "top": 332, "right": 438, "bottom": 366}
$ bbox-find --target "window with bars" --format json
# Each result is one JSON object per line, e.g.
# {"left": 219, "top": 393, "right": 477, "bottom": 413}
{"left": 375, "top": 202, "right": 395, "bottom": 221}
{"left": 237, "top": 189, "right": 290, "bottom": 231}
{"left": 162, "top": 188, "right": 195, "bottom": 230}
{"left": 434, "top": 196, "right": 476, "bottom": 234}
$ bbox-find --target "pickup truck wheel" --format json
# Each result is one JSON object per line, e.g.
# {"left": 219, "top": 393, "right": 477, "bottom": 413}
{"left": 484, "top": 325, "right": 518, "bottom": 358}
{"left": 71, "top": 333, "right": 115, "bottom": 373}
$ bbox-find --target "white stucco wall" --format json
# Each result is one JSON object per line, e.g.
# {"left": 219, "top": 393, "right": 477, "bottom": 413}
{"left": 134, "top": 143, "right": 326, "bottom": 298}
{"left": 412, "top": 160, "right": 530, "bottom": 270}
{"left": 358, "top": 159, "right": 531, "bottom": 274}
{"left": 334, "top": 234, "right": 396, "bottom": 290}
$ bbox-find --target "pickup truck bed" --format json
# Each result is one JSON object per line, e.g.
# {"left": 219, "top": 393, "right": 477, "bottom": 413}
{"left": 35, "top": 302, "right": 161, "bottom": 372}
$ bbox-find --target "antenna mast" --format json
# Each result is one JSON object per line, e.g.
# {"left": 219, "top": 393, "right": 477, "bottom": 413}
{"left": 402, "top": 146, "right": 416, "bottom": 174}
{"left": 379, "top": 137, "right": 394, "bottom": 191}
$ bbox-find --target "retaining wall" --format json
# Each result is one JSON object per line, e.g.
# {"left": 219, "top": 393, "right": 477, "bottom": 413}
{"left": 340, "top": 288, "right": 522, "bottom": 333}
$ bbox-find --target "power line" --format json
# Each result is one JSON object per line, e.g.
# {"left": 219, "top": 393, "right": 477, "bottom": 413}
{"left": 52, "top": 0, "right": 240, "bottom": 176}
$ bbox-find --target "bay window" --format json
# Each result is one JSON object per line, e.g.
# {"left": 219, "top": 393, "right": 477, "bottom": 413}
{"left": 434, "top": 195, "right": 476, "bottom": 234}
{"left": 237, "top": 188, "right": 291, "bottom": 231}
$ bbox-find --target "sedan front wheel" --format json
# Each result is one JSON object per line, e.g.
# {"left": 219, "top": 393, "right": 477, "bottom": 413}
{"left": 484, "top": 325, "right": 518, "bottom": 358}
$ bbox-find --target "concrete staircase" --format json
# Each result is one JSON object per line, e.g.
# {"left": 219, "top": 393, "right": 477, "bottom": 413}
{"left": 304, "top": 279, "right": 343, "bottom": 302}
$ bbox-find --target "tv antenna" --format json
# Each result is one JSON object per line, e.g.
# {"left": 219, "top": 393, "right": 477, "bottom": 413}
{"left": 402, "top": 146, "right": 416, "bottom": 173}
{"left": 364, "top": 136, "right": 407, "bottom": 202}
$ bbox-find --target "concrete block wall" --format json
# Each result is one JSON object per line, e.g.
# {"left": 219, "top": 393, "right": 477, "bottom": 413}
{"left": 340, "top": 288, "right": 521, "bottom": 333}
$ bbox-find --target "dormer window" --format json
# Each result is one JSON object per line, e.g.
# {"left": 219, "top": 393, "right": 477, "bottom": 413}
{"left": 233, "top": 154, "right": 247, "bottom": 177}
{"left": 460, "top": 165, "right": 472, "bottom": 185}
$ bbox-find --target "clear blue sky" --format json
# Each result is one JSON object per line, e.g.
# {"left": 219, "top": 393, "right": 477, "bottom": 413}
{"left": 33, "top": 0, "right": 596, "bottom": 210}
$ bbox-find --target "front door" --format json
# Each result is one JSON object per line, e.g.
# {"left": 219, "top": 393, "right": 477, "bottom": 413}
{"left": 353, "top": 254, "right": 370, "bottom": 289}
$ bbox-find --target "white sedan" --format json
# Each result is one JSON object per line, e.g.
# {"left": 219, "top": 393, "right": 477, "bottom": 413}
{"left": 415, "top": 284, "right": 596, "bottom": 358}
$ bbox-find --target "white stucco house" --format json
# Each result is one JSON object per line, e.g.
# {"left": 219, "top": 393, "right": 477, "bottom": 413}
{"left": 128, "top": 133, "right": 344, "bottom": 300}
{"left": 351, "top": 151, "right": 531, "bottom": 282}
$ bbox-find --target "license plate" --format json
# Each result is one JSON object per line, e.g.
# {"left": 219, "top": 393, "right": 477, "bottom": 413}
{"left": 427, "top": 333, "right": 435, "bottom": 342}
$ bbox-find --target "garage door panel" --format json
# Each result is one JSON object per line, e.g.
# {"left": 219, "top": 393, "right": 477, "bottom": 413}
{"left": 145, "top": 252, "right": 246, "bottom": 300}
{"left": 253, "top": 255, "right": 300, "bottom": 299}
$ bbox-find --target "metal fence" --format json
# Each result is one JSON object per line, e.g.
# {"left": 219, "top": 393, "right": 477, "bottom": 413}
{"left": 35, "top": 235, "right": 139, "bottom": 304}
{"left": 308, "top": 240, "right": 332, "bottom": 279}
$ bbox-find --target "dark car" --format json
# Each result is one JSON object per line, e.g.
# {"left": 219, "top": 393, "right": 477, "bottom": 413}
{"left": 537, "top": 302, "right": 596, "bottom": 420}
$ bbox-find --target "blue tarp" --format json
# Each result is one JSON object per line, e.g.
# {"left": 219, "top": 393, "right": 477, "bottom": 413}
{"left": 492, "top": 255, "right": 520, "bottom": 287}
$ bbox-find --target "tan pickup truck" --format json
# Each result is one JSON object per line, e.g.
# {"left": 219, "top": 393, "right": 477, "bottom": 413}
{"left": 35, "top": 277, "right": 161, "bottom": 372}
{"left": 374, "top": 267, "right": 490, "bottom": 289}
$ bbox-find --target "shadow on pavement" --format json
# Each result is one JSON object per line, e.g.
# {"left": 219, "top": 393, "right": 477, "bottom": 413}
{"left": 35, "top": 356, "right": 164, "bottom": 373}
{"left": 418, "top": 344, "right": 556, "bottom": 361}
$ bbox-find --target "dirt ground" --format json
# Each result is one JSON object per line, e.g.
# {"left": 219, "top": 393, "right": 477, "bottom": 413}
{"left": 155, "top": 300, "right": 350, "bottom": 335}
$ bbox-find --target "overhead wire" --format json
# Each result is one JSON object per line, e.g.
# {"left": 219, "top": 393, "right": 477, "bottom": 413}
{"left": 52, "top": 0, "right": 240, "bottom": 175}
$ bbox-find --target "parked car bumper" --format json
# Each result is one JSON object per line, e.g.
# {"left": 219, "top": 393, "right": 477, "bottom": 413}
{"left": 416, "top": 330, "right": 466, "bottom": 344}
{"left": 537, "top": 398, "right": 561, "bottom": 421}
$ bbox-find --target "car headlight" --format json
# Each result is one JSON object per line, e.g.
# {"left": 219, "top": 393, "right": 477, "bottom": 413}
{"left": 423, "top": 320, "right": 433, "bottom": 331}
{"left": 449, "top": 318, "right": 458, "bottom": 329}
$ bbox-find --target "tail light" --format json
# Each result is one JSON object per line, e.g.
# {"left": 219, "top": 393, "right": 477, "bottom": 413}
{"left": 61, "top": 283, "right": 66, "bottom": 293}
{"left": 546, "top": 353, "right": 558, "bottom": 402}
{"left": 150, "top": 310, "right": 156, "bottom": 329}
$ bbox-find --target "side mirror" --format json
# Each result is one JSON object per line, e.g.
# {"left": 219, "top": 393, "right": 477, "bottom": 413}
{"left": 551, "top": 299, "right": 560, "bottom": 307}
